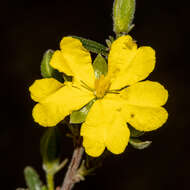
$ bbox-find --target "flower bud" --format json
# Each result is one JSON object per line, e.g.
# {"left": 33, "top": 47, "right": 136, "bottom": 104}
{"left": 113, "top": 0, "right": 136, "bottom": 34}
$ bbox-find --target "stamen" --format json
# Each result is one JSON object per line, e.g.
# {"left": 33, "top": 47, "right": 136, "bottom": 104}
{"left": 107, "top": 90, "right": 120, "bottom": 94}
{"left": 94, "top": 75, "right": 111, "bottom": 98}
{"left": 80, "top": 80, "right": 94, "bottom": 92}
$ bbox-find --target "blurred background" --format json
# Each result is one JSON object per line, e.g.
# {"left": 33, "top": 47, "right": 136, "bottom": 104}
{"left": 1, "top": 0, "right": 188, "bottom": 189}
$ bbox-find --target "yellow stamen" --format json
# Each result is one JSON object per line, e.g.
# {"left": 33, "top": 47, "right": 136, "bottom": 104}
{"left": 94, "top": 75, "right": 111, "bottom": 98}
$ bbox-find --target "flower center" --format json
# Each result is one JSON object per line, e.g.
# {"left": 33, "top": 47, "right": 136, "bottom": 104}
{"left": 94, "top": 75, "right": 111, "bottom": 98}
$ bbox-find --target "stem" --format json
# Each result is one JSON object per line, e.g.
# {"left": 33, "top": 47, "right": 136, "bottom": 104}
{"left": 61, "top": 146, "right": 84, "bottom": 190}
{"left": 47, "top": 173, "right": 54, "bottom": 190}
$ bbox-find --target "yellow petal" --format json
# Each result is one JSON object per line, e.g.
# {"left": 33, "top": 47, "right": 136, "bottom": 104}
{"left": 122, "top": 105, "right": 168, "bottom": 131}
{"left": 33, "top": 82, "right": 94, "bottom": 127}
{"left": 120, "top": 81, "right": 168, "bottom": 107}
{"left": 29, "top": 78, "right": 63, "bottom": 102}
{"left": 81, "top": 98, "right": 130, "bottom": 157}
{"left": 50, "top": 37, "right": 95, "bottom": 88}
{"left": 108, "top": 35, "right": 155, "bottom": 89}
{"left": 105, "top": 118, "right": 130, "bottom": 155}
{"left": 49, "top": 50, "right": 73, "bottom": 76}
{"left": 82, "top": 136, "right": 105, "bottom": 157}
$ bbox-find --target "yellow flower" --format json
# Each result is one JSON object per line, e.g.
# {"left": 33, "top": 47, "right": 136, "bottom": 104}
{"left": 29, "top": 35, "right": 168, "bottom": 157}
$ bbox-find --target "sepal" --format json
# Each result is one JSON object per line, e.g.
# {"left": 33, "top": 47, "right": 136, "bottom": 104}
{"left": 71, "top": 36, "right": 108, "bottom": 56}
{"left": 40, "top": 49, "right": 64, "bottom": 82}
{"left": 93, "top": 54, "right": 108, "bottom": 79}
{"left": 70, "top": 100, "right": 95, "bottom": 124}
{"left": 128, "top": 125, "right": 145, "bottom": 137}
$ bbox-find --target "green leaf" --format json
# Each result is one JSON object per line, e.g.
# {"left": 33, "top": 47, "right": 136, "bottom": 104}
{"left": 40, "top": 49, "right": 64, "bottom": 82}
{"left": 93, "top": 54, "right": 108, "bottom": 79}
{"left": 70, "top": 99, "right": 95, "bottom": 124}
{"left": 129, "top": 138, "right": 152, "bottom": 150}
{"left": 71, "top": 36, "right": 108, "bottom": 56}
{"left": 24, "top": 166, "right": 42, "bottom": 190}
{"left": 113, "top": 0, "right": 136, "bottom": 34}
{"left": 40, "top": 128, "right": 61, "bottom": 172}
{"left": 128, "top": 125, "right": 145, "bottom": 137}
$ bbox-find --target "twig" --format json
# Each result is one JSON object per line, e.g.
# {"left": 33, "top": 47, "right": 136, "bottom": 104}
{"left": 61, "top": 146, "right": 84, "bottom": 190}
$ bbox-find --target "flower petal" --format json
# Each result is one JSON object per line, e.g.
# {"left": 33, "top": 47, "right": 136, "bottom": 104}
{"left": 33, "top": 82, "right": 94, "bottom": 127}
{"left": 29, "top": 78, "right": 63, "bottom": 102}
{"left": 50, "top": 37, "right": 95, "bottom": 88}
{"left": 82, "top": 136, "right": 105, "bottom": 157}
{"left": 105, "top": 119, "right": 130, "bottom": 155}
{"left": 81, "top": 98, "right": 130, "bottom": 157}
{"left": 120, "top": 81, "right": 168, "bottom": 107}
{"left": 122, "top": 105, "right": 168, "bottom": 131}
{"left": 120, "top": 81, "right": 168, "bottom": 131}
{"left": 108, "top": 35, "right": 155, "bottom": 89}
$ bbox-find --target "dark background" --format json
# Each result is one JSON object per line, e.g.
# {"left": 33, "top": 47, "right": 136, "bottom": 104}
{"left": 1, "top": 0, "right": 189, "bottom": 190}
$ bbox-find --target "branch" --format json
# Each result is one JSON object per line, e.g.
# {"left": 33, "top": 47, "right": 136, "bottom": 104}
{"left": 61, "top": 146, "right": 84, "bottom": 190}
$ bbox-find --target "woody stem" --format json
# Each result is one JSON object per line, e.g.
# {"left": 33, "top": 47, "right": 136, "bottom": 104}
{"left": 61, "top": 145, "right": 84, "bottom": 190}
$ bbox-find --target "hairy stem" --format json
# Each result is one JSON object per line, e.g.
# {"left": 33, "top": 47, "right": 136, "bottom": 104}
{"left": 61, "top": 146, "right": 84, "bottom": 190}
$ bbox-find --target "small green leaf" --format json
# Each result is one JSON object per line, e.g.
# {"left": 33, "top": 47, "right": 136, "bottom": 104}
{"left": 71, "top": 36, "right": 108, "bottom": 56}
{"left": 113, "top": 0, "right": 136, "bottom": 34}
{"left": 70, "top": 99, "right": 95, "bottom": 124}
{"left": 93, "top": 54, "right": 108, "bottom": 79}
{"left": 24, "top": 166, "right": 42, "bottom": 190}
{"left": 129, "top": 138, "right": 152, "bottom": 150}
{"left": 40, "top": 49, "right": 64, "bottom": 82}
{"left": 128, "top": 125, "right": 145, "bottom": 137}
{"left": 40, "top": 128, "right": 61, "bottom": 173}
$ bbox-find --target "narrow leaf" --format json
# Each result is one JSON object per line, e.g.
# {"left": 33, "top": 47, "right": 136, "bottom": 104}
{"left": 129, "top": 138, "right": 152, "bottom": 150}
{"left": 70, "top": 100, "right": 95, "bottom": 124}
{"left": 24, "top": 166, "right": 42, "bottom": 190}
{"left": 40, "top": 128, "right": 61, "bottom": 172}
{"left": 40, "top": 49, "right": 64, "bottom": 82}
{"left": 71, "top": 36, "right": 108, "bottom": 56}
{"left": 93, "top": 54, "right": 108, "bottom": 79}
